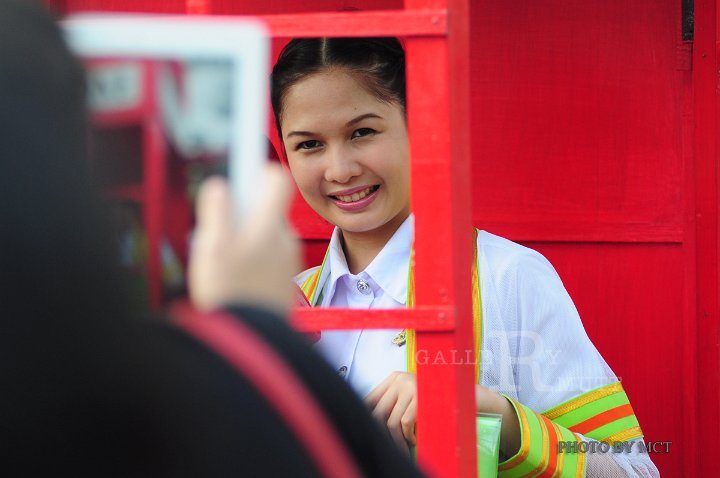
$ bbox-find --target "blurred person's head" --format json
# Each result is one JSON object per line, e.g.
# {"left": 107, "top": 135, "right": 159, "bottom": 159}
{"left": 0, "top": 0, "right": 124, "bottom": 319}
{"left": 0, "top": 3, "right": 139, "bottom": 473}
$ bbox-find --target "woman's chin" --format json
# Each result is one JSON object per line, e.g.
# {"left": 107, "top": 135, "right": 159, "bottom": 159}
{"left": 327, "top": 214, "right": 382, "bottom": 234}
{"left": 333, "top": 214, "right": 406, "bottom": 238}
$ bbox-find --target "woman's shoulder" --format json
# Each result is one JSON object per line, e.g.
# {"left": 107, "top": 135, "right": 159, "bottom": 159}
{"left": 474, "top": 229, "right": 565, "bottom": 299}
{"left": 475, "top": 230, "right": 553, "bottom": 271}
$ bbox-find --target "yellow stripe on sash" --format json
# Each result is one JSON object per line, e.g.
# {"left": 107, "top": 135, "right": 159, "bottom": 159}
{"left": 300, "top": 268, "right": 321, "bottom": 301}
{"left": 300, "top": 248, "right": 329, "bottom": 306}
{"left": 406, "top": 247, "right": 417, "bottom": 373}
{"left": 573, "top": 434, "right": 586, "bottom": 478}
{"left": 604, "top": 426, "right": 644, "bottom": 444}
{"left": 406, "top": 229, "right": 482, "bottom": 382}
{"left": 471, "top": 228, "right": 482, "bottom": 384}
{"left": 543, "top": 382, "right": 624, "bottom": 420}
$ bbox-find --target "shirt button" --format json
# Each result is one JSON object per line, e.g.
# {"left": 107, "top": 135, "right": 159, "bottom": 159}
{"left": 356, "top": 279, "right": 371, "bottom": 295}
{"left": 338, "top": 366, "right": 348, "bottom": 377}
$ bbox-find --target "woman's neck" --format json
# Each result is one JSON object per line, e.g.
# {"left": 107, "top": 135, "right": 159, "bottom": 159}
{"left": 339, "top": 212, "right": 410, "bottom": 274}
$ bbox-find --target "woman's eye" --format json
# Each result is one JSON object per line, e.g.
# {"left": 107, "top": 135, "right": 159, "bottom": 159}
{"left": 296, "top": 140, "right": 322, "bottom": 151}
{"left": 351, "top": 128, "right": 376, "bottom": 139}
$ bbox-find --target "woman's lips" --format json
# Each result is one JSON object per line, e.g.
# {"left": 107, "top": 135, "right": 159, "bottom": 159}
{"left": 329, "top": 185, "right": 380, "bottom": 211}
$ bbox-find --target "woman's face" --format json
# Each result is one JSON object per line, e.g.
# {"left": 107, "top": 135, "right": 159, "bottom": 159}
{"left": 281, "top": 69, "right": 410, "bottom": 237}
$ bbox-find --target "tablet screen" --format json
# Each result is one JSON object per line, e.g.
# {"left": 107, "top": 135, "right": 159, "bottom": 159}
{"left": 63, "top": 15, "right": 269, "bottom": 306}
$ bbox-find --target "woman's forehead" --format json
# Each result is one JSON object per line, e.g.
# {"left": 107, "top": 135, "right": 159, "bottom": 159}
{"left": 281, "top": 70, "right": 393, "bottom": 131}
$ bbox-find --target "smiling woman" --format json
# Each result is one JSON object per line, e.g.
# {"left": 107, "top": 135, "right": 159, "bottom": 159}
{"left": 272, "top": 37, "right": 660, "bottom": 477}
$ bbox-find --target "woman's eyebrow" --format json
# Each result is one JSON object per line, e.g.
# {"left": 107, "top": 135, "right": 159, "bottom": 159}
{"left": 347, "top": 113, "right": 382, "bottom": 126}
{"left": 285, "top": 130, "right": 314, "bottom": 139}
{"left": 286, "top": 113, "right": 383, "bottom": 139}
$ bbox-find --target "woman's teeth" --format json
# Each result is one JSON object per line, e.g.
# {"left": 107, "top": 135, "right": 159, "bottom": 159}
{"left": 335, "top": 186, "right": 376, "bottom": 203}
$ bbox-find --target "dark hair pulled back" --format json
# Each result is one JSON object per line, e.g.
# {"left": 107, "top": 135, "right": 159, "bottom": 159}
{"left": 271, "top": 37, "right": 406, "bottom": 136}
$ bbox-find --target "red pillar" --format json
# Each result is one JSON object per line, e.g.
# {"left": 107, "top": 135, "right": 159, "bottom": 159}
{"left": 693, "top": 0, "right": 720, "bottom": 475}
{"left": 405, "top": 1, "right": 476, "bottom": 476}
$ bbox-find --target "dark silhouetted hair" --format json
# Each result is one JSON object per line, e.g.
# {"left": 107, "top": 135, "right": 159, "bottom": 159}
{"left": 0, "top": 0, "right": 128, "bottom": 322}
{"left": 271, "top": 37, "right": 406, "bottom": 136}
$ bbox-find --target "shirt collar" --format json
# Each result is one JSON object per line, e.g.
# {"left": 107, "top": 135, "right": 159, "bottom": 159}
{"left": 322, "top": 215, "right": 414, "bottom": 306}
{"left": 365, "top": 215, "right": 413, "bottom": 305}
{"left": 323, "top": 227, "right": 350, "bottom": 305}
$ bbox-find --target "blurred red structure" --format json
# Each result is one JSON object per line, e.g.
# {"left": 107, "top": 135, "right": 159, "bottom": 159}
{"left": 46, "top": 0, "right": 720, "bottom": 476}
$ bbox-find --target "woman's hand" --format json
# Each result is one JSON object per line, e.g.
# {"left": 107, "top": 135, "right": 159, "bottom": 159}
{"left": 188, "top": 164, "right": 299, "bottom": 315}
{"left": 364, "top": 374, "right": 521, "bottom": 458}
{"left": 476, "top": 384, "right": 521, "bottom": 459}
{"left": 364, "top": 372, "right": 417, "bottom": 453}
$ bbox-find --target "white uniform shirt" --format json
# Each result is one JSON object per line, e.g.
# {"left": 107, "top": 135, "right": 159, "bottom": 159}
{"left": 295, "top": 215, "right": 659, "bottom": 477}
{"left": 312, "top": 215, "right": 413, "bottom": 398}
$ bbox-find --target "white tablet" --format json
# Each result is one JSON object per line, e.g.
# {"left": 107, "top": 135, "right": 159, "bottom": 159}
{"left": 62, "top": 14, "right": 269, "bottom": 220}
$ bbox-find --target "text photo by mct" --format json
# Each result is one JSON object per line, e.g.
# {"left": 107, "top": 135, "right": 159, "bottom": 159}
{"left": 558, "top": 441, "right": 672, "bottom": 454}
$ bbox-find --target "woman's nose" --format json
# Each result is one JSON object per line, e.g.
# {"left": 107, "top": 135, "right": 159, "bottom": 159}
{"left": 323, "top": 146, "right": 362, "bottom": 184}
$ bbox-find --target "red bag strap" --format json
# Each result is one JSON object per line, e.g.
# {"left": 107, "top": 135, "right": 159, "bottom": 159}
{"left": 171, "top": 304, "right": 362, "bottom": 478}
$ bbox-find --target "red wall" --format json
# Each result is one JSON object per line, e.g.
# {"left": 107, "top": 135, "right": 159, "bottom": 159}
{"left": 470, "top": 2, "right": 688, "bottom": 476}
{"left": 50, "top": 0, "right": 710, "bottom": 475}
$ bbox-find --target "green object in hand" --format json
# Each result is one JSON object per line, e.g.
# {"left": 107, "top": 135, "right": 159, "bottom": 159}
{"left": 477, "top": 413, "right": 502, "bottom": 478}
